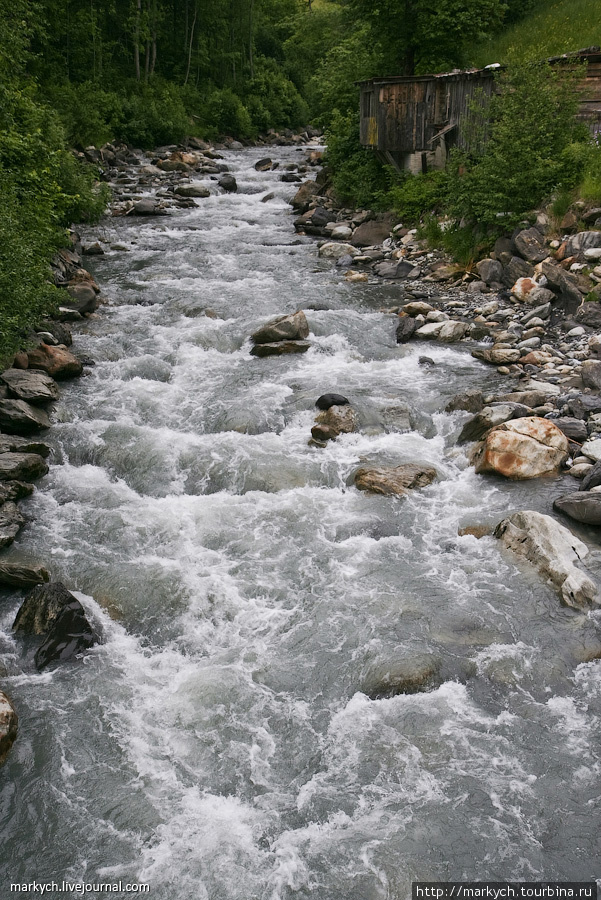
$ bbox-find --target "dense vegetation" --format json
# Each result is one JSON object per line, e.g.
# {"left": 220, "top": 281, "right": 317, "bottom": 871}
{"left": 1, "top": 0, "right": 601, "bottom": 357}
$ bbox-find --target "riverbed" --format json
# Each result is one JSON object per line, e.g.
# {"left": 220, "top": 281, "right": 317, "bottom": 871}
{"left": 1, "top": 147, "right": 600, "bottom": 898}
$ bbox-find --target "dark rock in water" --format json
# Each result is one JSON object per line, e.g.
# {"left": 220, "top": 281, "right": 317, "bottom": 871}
{"left": 260, "top": 192, "right": 275, "bottom": 203}
{"left": 0, "top": 400, "right": 51, "bottom": 435}
{"left": 0, "top": 691, "right": 18, "bottom": 766}
{"left": 252, "top": 311, "right": 309, "bottom": 344}
{"left": 1, "top": 369, "right": 59, "bottom": 405}
{"left": 13, "top": 582, "right": 77, "bottom": 635}
{"left": 554, "top": 492, "right": 601, "bottom": 526}
{"left": 0, "top": 435, "right": 51, "bottom": 457}
{"left": 354, "top": 462, "right": 437, "bottom": 496}
{"left": 280, "top": 172, "right": 301, "bottom": 183}
{"left": 418, "top": 356, "right": 435, "bottom": 367}
{"left": 251, "top": 340, "right": 311, "bottom": 357}
{"left": 132, "top": 199, "right": 169, "bottom": 216}
{"left": 0, "top": 452, "right": 48, "bottom": 482}
{"left": 310, "top": 207, "right": 336, "bottom": 228}
{"left": 255, "top": 157, "right": 273, "bottom": 171}
{"left": 580, "top": 459, "right": 601, "bottom": 492}
{"left": 218, "top": 174, "right": 237, "bottom": 192}
{"left": 445, "top": 390, "right": 484, "bottom": 414}
{"left": 0, "top": 563, "right": 50, "bottom": 587}
{"left": 315, "top": 393, "right": 350, "bottom": 410}
{"left": 458, "top": 404, "right": 529, "bottom": 443}
{"left": 553, "top": 417, "right": 588, "bottom": 443}
{"left": 363, "top": 655, "right": 442, "bottom": 698}
{"left": 0, "top": 481, "right": 34, "bottom": 503}
{"left": 312, "top": 405, "right": 357, "bottom": 442}
{"left": 64, "top": 283, "right": 99, "bottom": 315}
{"left": 34, "top": 598, "right": 97, "bottom": 671}
{"left": 0, "top": 502, "right": 25, "bottom": 549}
{"left": 396, "top": 317, "right": 418, "bottom": 344}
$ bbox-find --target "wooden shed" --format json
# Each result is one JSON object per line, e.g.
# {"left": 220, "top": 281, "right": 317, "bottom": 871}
{"left": 358, "top": 47, "right": 601, "bottom": 174}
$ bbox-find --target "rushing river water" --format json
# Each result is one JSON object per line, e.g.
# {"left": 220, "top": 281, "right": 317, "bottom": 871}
{"left": 1, "top": 147, "right": 601, "bottom": 898}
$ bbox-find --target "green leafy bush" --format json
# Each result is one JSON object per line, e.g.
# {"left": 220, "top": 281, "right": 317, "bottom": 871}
{"left": 325, "top": 110, "right": 392, "bottom": 208}
{"left": 245, "top": 58, "right": 309, "bottom": 131}
{"left": 201, "top": 88, "right": 253, "bottom": 139}
{"left": 389, "top": 171, "right": 449, "bottom": 222}
{"left": 119, "top": 80, "right": 191, "bottom": 148}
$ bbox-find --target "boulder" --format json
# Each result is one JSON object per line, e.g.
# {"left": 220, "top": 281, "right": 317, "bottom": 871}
{"left": 494, "top": 510, "right": 599, "bottom": 609}
{"left": 445, "top": 391, "right": 484, "bottom": 414}
{"left": 0, "top": 692, "right": 17, "bottom": 766}
{"left": 458, "top": 405, "right": 526, "bottom": 443}
{"left": 0, "top": 435, "right": 50, "bottom": 457}
{"left": 0, "top": 502, "right": 25, "bottom": 549}
{"left": 312, "top": 405, "right": 357, "bottom": 441}
{"left": 218, "top": 174, "right": 237, "bottom": 192}
{"left": 351, "top": 218, "right": 394, "bottom": 247}
{"left": 354, "top": 462, "right": 437, "bottom": 496}
{"left": 541, "top": 262, "right": 583, "bottom": 314}
{"left": 0, "top": 400, "right": 50, "bottom": 435}
{"left": 396, "top": 317, "right": 418, "bottom": 343}
{"left": 525, "top": 286, "right": 555, "bottom": 307}
{"left": 318, "top": 242, "right": 358, "bottom": 260}
{"left": 0, "top": 453, "right": 48, "bottom": 482}
{"left": 511, "top": 277, "right": 539, "bottom": 302}
{"left": 251, "top": 341, "right": 310, "bottom": 358}
{"left": 403, "top": 301, "right": 433, "bottom": 317}
{"left": 255, "top": 157, "right": 273, "bottom": 171}
{"left": 27, "top": 345, "right": 83, "bottom": 380}
{"left": 512, "top": 227, "right": 549, "bottom": 263}
{"left": 566, "top": 231, "right": 601, "bottom": 256}
{"left": 13, "top": 582, "right": 78, "bottom": 634}
{"left": 132, "top": 199, "right": 169, "bottom": 216}
{"left": 34, "top": 597, "right": 98, "bottom": 672}
{"left": 373, "top": 260, "right": 415, "bottom": 279}
{"left": 472, "top": 417, "right": 569, "bottom": 479}
{"left": 415, "top": 322, "right": 444, "bottom": 340}
{"left": 174, "top": 184, "right": 210, "bottom": 198}
{"left": 330, "top": 225, "right": 352, "bottom": 240}
{"left": 0, "top": 563, "right": 50, "bottom": 587}
{"left": 581, "top": 360, "right": 601, "bottom": 391}
{"left": 363, "top": 655, "right": 441, "bottom": 698}
{"left": 0, "top": 482, "right": 34, "bottom": 503}
{"left": 580, "top": 460, "right": 601, "bottom": 491}
{"left": 476, "top": 258, "right": 503, "bottom": 285}
{"left": 65, "top": 283, "right": 99, "bottom": 314}
{"left": 580, "top": 438, "right": 601, "bottom": 462}
{"left": 472, "top": 347, "right": 521, "bottom": 365}
{"left": 315, "top": 393, "right": 349, "bottom": 410}
{"left": 568, "top": 395, "right": 601, "bottom": 419}
{"left": 437, "top": 321, "right": 468, "bottom": 343}
{"left": 502, "top": 256, "right": 534, "bottom": 287}
{"left": 554, "top": 491, "right": 601, "bottom": 526}
{"left": 252, "top": 311, "right": 309, "bottom": 344}
{"left": 553, "top": 417, "right": 588, "bottom": 444}
{"left": 1, "top": 369, "right": 59, "bottom": 405}
{"left": 291, "top": 181, "right": 319, "bottom": 212}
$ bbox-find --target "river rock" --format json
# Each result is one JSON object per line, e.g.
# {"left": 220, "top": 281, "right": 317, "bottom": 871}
{"left": 354, "top": 462, "right": 437, "bottom": 496}
{"left": 0, "top": 436, "right": 50, "bottom": 457}
{"left": 581, "top": 360, "right": 601, "bottom": 391}
{"left": 351, "top": 219, "right": 394, "bottom": 247}
{"left": 566, "top": 231, "right": 601, "bottom": 256}
{"left": 580, "top": 438, "right": 601, "bottom": 462}
{"left": 34, "top": 597, "right": 98, "bottom": 671}
{"left": 27, "top": 345, "right": 83, "bottom": 380}
{"left": 445, "top": 391, "right": 484, "bottom": 413}
{"left": 251, "top": 341, "right": 310, "bottom": 357}
{"left": 1, "top": 369, "right": 59, "bottom": 405}
{"left": 403, "top": 301, "right": 433, "bottom": 317}
{"left": 363, "top": 654, "right": 441, "bottom": 698}
{"left": 315, "top": 394, "right": 349, "bottom": 410}
{"left": 512, "top": 227, "right": 549, "bottom": 263}
{"left": 0, "top": 482, "right": 34, "bottom": 503}
{"left": 218, "top": 174, "right": 237, "bottom": 192}
{"left": 554, "top": 491, "right": 601, "bottom": 526}
{"left": 0, "top": 452, "right": 48, "bottom": 481}
{"left": 373, "top": 260, "right": 415, "bottom": 279}
{"left": 472, "top": 417, "right": 569, "bottom": 479}
{"left": 0, "top": 400, "right": 50, "bottom": 435}
{"left": 502, "top": 256, "right": 534, "bottom": 287}
{"left": 13, "top": 582, "right": 78, "bottom": 634}
{"left": 312, "top": 405, "right": 357, "bottom": 441}
{"left": 396, "top": 317, "right": 418, "bottom": 343}
{"left": 569, "top": 463, "right": 593, "bottom": 479}
{"left": 472, "top": 347, "right": 521, "bottom": 365}
{"left": 494, "top": 510, "right": 599, "bottom": 609}
{"left": 580, "top": 460, "right": 601, "bottom": 491}
{"left": 291, "top": 181, "right": 319, "bottom": 212}
{"left": 0, "top": 502, "right": 25, "bottom": 549}
{"left": 65, "top": 283, "right": 98, "bottom": 314}
{"left": 553, "top": 418, "right": 589, "bottom": 443}
{"left": 0, "top": 563, "right": 50, "bottom": 587}
{"left": 318, "top": 242, "right": 358, "bottom": 260}
{"left": 252, "top": 311, "right": 309, "bottom": 344}
{"left": 255, "top": 157, "right": 273, "bottom": 171}
{"left": 0, "top": 692, "right": 17, "bottom": 766}
{"left": 458, "top": 405, "right": 526, "bottom": 443}
{"left": 437, "top": 321, "right": 468, "bottom": 343}
{"left": 476, "top": 258, "right": 503, "bottom": 285}
{"left": 174, "top": 184, "right": 210, "bottom": 198}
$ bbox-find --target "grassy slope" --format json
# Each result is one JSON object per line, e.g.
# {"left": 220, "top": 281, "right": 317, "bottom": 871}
{"left": 471, "top": 0, "right": 601, "bottom": 67}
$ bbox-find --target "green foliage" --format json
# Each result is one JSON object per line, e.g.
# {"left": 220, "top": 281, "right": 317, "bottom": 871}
{"left": 44, "top": 82, "right": 125, "bottom": 148}
{"left": 389, "top": 171, "right": 449, "bottom": 222}
{"left": 308, "top": 25, "right": 379, "bottom": 126}
{"left": 202, "top": 88, "right": 253, "bottom": 140}
{"left": 324, "top": 110, "right": 392, "bottom": 208}
{"left": 447, "top": 62, "right": 582, "bottom": 229}
{"left": 245, "top": 58, "right": 310, "bottom": 131}
{"left": 119, "top": 80, "right": 191, "bottom": 147}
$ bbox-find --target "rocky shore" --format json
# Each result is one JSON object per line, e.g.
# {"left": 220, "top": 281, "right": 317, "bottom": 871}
{"left": 2, "top": 137, "right": 601, "bottom": 759}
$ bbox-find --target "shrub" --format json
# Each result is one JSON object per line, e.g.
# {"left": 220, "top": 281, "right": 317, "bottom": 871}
{"left": 201, "top": 88, "right": 253, "bottom": 139}
{"left": 325, "top": 110, "right": 392, "bottom": 208}
{"left": 119, "top": 80, "right": 191, "bottom": 147}
{"left": 389, "top": 171, "right": 449, "bottom": 222}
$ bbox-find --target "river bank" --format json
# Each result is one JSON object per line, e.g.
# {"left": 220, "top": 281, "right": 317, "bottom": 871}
{"left": 0, "top": 144, "right": 600, "bottom": 895}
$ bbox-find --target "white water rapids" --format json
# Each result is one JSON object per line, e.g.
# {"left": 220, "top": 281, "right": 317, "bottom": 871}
{"left": 1, "top": 147, "right": 600, "bottom": 898}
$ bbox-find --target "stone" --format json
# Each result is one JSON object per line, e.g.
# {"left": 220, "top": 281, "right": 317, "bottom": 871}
{"left": 318, "top": 242, "right": 358, "bottom": 260}
{"left": 472, "top": 347, "right": 521, "bottom": 365}
{"left": 588, "top": 335, "right": 601, "bottom": 359}
{"left": 132, "top": 199, "right": 169, "bottom": 216}
{"left": 0, "top": 482, "right": 34, "bottom": 503}
{"left": 252, "top": 311, "right": 309, "bottom": 344}
{"left": 27, "top": 345, "right": 83, "bottom": 380}
{"left": 472, "top": 417, "right": 569, "bottom": 479}
{"left": 511, "top": 277, "right": 539, "bottom": 302}
{"left": 458, "top": 405, "right": 525, "bottom": 443}
{"left": 218, "top": 174, "right": 237, "bottom": 192}
{"left": 330, "top": 225, "right": 353, "bottom": 240}
{"left": 512, "top": 227, "right": 549, "bottom": 263}
{"left": 255, "top": 157, "right": 273, "bottom": 171}
{"left": 580, "top": 438, "right": 601, "bottom": 462}
{"left": 445, "top": 391, "right": 484, "bottom": 414}
{"left": 315, "top": 394, "right": 350, "bottom": 410}
{"left": 354, "top": 462, "right": 437, "bottom": 496}
{"left": 0, "top": 692, "right": 17, "bottom": 766}
{"left": 13, "top": 582, "right": 78, "bottom": 634}
{"left": 0, "top": 435, "right": 51, "bottom": 457}
{"left": 402, "top": 301, "right": 433, "bottom": 317}
{"left": 553, "top": 417, "right": 588, "bottom": 443}
{"left": 1, "top": 369, "right": 59, "bottom": 405}
{"left": 502, "top": 256, "right": 534, "bottom": 287}
{"left": 542, "top": 262, "right": 583, "bottom": 314}
{"left": 0, "top": 563, "right": 50, "bottom": 587}
{"left": 174, "top": 184, "right": 210, "bottom": 198}
{"left": 494, "top": 510, "right": 599, "bottom": 609}
{"left": 476, "top": 258, "right": 503, "bottom": 285}
{"left": 525, "top": 287, "right": 555, "bottom": 307}
{"left": 373, "top": 260, "right": 415, "bottom": 279}
{"left": 437, "top": 321, "right": 468, "bottom": 343}
{"left": 0, "top": 453, "right": 48, "bottom": 482}
{"left": 576, "top": 303, "right": 601, "bottom": 329}
{"left": 363, "top": 655, "right": 441, "bottom": 698}
{"left": 580, "top": 459, "right": 601, "bottom": 491}
{"left": 64, "top": 283, "right": 98, "bottom": 314}
{"left": 34, "top": 597, "right": 97, "bottom": 671}
{"left": 0, "top": 502, "right": 25, "bottom": 549}
{"left": 568, "top": 395, "right": 601, "bottom": 419}
{"left": 0, "top": 400, "right": 50, "bottom": 435}
{"left": 313, "top": 404, "right": 357, "bottom": 440}
{"left": 566, "top": 231, "right": 601, "bottom": 256}
{"left": 581, "top": 360, "right": 601, "bottom": 391}
{"left": 415, "top": 322, "right": 444, "bottom": 340}
{"left": 291, "top": 181, "right": 319, "bottom": 212}
{"left": 569, "top": 463, "right": 593, "bottom": 479}
{"left": 351, "top": 219, "right": 394, "bottom": 247}
{"left": 250, "top": 341, "right": 310, "bottom": 357}
{"left": 554, "top": 491, "right": 601, "bottom": 527}
{"left": 396, "top": 317, "right": 418, "bottom": 343}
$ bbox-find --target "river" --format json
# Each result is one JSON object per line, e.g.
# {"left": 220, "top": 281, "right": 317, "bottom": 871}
{"left": 1, "top": 147, "right": 600, "bottom": 898}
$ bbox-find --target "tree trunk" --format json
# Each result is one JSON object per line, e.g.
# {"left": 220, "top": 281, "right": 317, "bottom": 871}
{"left": 249, "top": 0, "right": 254, "bottom": 79}
{"left": 184, "top": 6, "right": 197, "bottom": 85}
{"left": 134, "top": 0, "right": 141, "bottom": 81}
